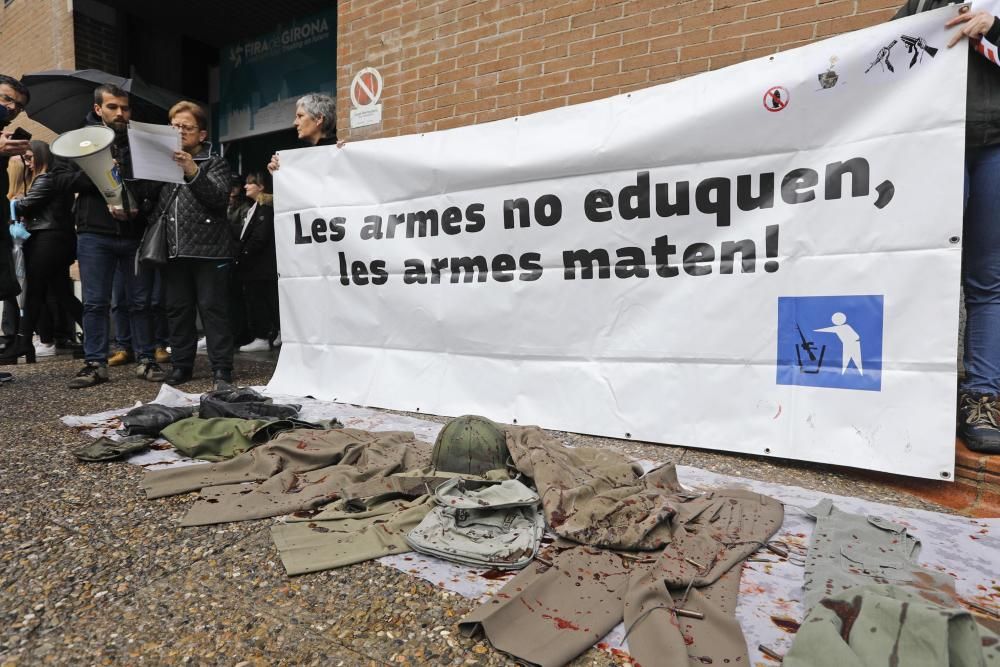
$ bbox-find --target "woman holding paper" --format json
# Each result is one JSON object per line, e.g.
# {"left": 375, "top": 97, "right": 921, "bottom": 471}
{"left": 151, "top": 100, "right": 236, "bottom": 389}
{"left": 0, "top": 141, "right": 83, "bottom": 364}
{"left": 894, "top": 1, "right": 1000, "bottom": 454}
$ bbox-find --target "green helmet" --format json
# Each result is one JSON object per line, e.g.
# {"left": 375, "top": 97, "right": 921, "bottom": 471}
{"left": 431, "top": 415, "right": 509, "bottom": 475}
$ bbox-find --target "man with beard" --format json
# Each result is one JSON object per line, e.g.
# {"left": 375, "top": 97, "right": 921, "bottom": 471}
{"left": 67, "top": 84, "right": 164, "bottom": 388}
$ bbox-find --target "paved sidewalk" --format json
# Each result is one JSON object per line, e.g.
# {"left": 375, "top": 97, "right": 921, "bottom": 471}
{"left": 0, "top": 354, "right": 960, "bottom": 666}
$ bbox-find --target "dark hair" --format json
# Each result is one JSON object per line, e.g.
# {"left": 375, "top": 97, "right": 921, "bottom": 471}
{"left": 0, "top": 75, "right": 30, "bottom": 104}
{"left": 28, "top": 140, "right": 53, "bottom": 173}
{"left": 245, "top": 170, "right": 272, "bottom": 194}
{"left": 93, "top": 83, "right": 129, "bottom": 106}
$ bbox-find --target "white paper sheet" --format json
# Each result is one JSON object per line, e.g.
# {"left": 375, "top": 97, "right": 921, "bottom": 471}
{"left": 127, "top": 120, "right": 184, "bottom": 184}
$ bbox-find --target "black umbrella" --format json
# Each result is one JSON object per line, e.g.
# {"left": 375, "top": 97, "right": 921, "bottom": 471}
{"left": 19, "top": 69, "right": 188, "bottom": 134}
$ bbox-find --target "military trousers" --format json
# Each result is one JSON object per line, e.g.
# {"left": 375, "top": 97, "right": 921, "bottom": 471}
{"left": 460, "top": 488, "right": 784, "bottom": 667}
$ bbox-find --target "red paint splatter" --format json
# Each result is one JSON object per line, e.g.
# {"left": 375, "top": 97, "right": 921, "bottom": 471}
{"left": 771, "top": 616, "right": 801, "bottom": 633}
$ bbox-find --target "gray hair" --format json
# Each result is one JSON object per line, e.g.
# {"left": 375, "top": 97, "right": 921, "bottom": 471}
{"left": 296, "top": 93, "right": 336, "bottom": 137}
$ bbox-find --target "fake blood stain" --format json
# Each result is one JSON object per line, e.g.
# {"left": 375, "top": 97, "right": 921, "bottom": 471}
{"left": 770, "top": 616, "right": 801, "bottom": 633}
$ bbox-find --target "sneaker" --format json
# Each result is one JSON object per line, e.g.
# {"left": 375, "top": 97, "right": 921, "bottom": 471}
{"left": 0, "top": 371, "right": 12, "bottom": 383}
{"left": 154, "top": 347, "right": 171, "bottom": 364}
{"left": 165, "top": 367, "right": 193, "bottom": 386}
{"left": 239, "top": 338, "right": 270, "bottom": 353}
{"left": 68, "top": 362, "right": 109, "bottom": 389}
{"left": 35, "top": 342, "right": 56, "bottom": 357}
{"left": 271, "top": 333, "right": 281, "bottom": 347}
{"left": 108, "top": 349, "right": 134, "bottom": 366}
{"left": 135, "top": 360, "right": 168, "bottom": 382}
{"left": 212, "top": 369, "right": 234, "bottom": 391}
{"left": 958, "top": 392, "right": 1000, "bottom": 454}
{"left": 196, "top": 337, "right": 207, "bottom": 351}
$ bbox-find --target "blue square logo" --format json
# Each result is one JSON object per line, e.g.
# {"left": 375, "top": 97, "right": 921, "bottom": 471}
{"left": 776, "top": 295, "right": 883, "bottom": 392}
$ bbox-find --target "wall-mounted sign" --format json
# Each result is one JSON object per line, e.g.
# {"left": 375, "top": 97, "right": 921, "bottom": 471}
{"left": 349, "top": 67, "right": 383, "bottom": 129}
{"left": 219, "top": 8, "right": 337, "bottom": 142}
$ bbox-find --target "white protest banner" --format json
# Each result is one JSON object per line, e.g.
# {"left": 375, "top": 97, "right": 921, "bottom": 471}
{"left": 271, "top": 6, "right": 967, "bottom": 480}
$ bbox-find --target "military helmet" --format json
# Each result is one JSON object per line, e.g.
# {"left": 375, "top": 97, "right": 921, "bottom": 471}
{"left": 431, "top": 415, "right": 509, "bottom": 475}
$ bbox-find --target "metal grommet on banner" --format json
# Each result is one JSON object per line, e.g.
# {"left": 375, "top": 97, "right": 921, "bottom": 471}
{"left": 959, "top": 4, "right": 971, "bottom": 13}
{"left": 950, "top": 236, "right": 961, "bottom": 244}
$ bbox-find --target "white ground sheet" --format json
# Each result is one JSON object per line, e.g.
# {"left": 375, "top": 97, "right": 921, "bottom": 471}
{"left": 63, "top": 386, "right": 1000, "bottom": 665}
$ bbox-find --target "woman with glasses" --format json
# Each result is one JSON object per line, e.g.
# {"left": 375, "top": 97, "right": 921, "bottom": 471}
{"left": 0, "top": 141, "right": 83, "bottom": 364}
{"left": 148, "top": 100, "right": 236, "bottom": 389}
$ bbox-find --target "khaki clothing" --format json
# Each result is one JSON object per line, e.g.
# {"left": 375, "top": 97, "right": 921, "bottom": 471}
{"left": 802, "top": 499, "right": 952, "bottom": 612}
{"left": 337, "top": 467, "right": 510, "bottom": 501}
{"left": 140, "top": 429, "right": 431, "bottom": 526}
{"left": 504, "top": 426, "right": 687, "bottom": 549}
{"left": 270, "top": 470, "right": 515, "bottom": 575}
{"left": 461, "top": 426, "right": 784, "bottom": 667}
{"left": 785, "top": 584, "right": 1000, "bottom": 667}
{"left": 406, "top": 478, "right": 544, "bottom": 569}
{"left": 271, "top": 495, "right": 435, "bottom": 576}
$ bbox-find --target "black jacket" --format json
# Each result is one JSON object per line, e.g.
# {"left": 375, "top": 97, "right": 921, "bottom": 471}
{"left": 14, "top": 163, "right": 77, "bottom": 234}
{"left": 71, "top": 111, "right": 151, "bottom": 238}
{"left": 895, "top": 0, "right": 1000, "bottom": 147}
{"left": 234, "top": 197, "right": 276, "bottom": 280}
{"left": 149, "top": 143, "right": 235, "bottom": 260}
{"left": 0, "top": 155, "right": 20, "bottom": 300}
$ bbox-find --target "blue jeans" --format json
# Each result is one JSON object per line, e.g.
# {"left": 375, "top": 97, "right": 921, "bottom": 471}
{"left": 77, "top": 233, "right": 154, "bottom": 364}
{"left": 962, "top": 145, "right": 1000, "bottom": 394}
{"left": 111, "top": 262, "right": 132, "bottom": 351}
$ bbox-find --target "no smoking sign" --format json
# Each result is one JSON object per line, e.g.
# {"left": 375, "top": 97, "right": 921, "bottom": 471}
{"left": 763, "top": 86, "right": 789, "bottom": 112}
{"left": 350, "top": 66, "right": 384, "bottom": 129}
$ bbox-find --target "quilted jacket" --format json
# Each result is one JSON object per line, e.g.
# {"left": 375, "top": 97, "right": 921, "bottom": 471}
{"left": 150, "top": 143, "right": 235, "bottom": 260}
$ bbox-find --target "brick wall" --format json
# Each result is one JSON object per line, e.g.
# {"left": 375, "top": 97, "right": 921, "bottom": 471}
{"left": 336, "top": 0, "right": 900, "bottom": 142}
{"left": 73, "top": 11, "right": 121, "bottom": 77}
{"left": 0, "top": 0, "right": 75, "bottom": 141}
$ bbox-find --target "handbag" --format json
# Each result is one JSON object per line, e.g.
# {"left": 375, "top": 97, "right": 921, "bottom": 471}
{"left": 138, "top": 185, "right": 181, "bottom": 267}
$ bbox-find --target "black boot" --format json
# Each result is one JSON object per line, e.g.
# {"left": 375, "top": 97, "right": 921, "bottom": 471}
{"left": 165, "top": 366, "right": 193, "bottom": 386}
{"left": 212, "top": 368, "right": 233, "bottom": 391}
{"left": 0, "top": 335, "right": 36, "bottom": 365}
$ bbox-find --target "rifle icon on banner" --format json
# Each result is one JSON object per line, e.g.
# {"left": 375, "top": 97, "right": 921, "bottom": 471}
{"left": 794, "top": 323, "right": 826, "bottom": 374}
{"left": 866, "top": 39, "right": 898, "bottom": 73}
{"left": 901, "top": 34, "right": 938, "bottom": 68}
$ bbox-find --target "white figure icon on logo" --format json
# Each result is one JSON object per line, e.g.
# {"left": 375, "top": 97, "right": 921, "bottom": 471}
{"left": 814, "top": 312, "right": 863, "bottom": 374}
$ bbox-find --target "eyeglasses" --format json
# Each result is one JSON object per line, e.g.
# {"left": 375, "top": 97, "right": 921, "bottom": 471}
{"left": 21, "top": 155, "right": 32, "bottom": 162}
{"left": 0, "top": 93, "right": 25, "bottom": 113}
{"left": 170, "top": 123, "right": 200, "bottom": 134}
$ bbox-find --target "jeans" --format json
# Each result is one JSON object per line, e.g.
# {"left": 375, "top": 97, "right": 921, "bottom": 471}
{"left": 962, "top": 145, "right": 1000, "bottom": 394}
{"left": 111, "top": 262, "right": 132, "bottom": 351}
{"left": 77, "top": 232, "right": 155, "bottom": 364}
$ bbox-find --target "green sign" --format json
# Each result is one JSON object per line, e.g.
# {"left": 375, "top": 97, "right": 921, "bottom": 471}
{"left": 219, "top": 9, "right": 336, "bottom": 142}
